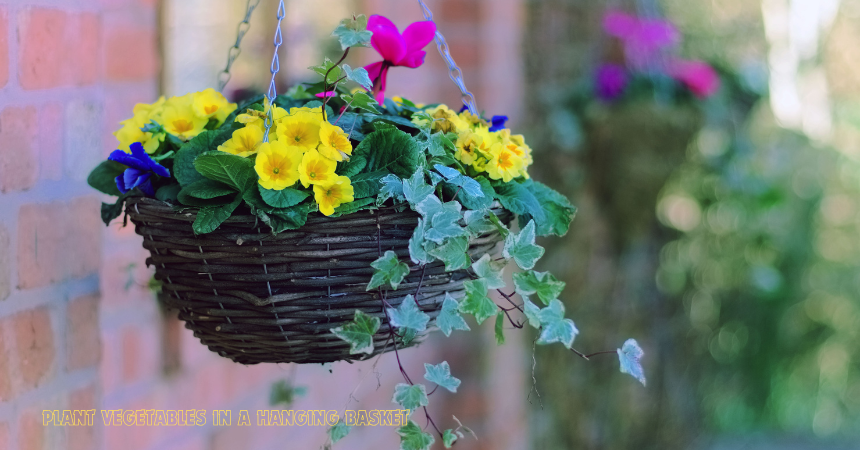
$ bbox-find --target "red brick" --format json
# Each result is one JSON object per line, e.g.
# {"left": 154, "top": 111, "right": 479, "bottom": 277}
{"left": 0, "top": 106, "right": 39, "bottom": 192}
{"left": 17, "top": 409, "right": 44, "bottom": 450}
{"left": 121, "top": 324, "right": 159, "bottom": 384}
{"left": 0, "top": 7, "right": 8, "bottom": 88}
{"left": 104, "top": 26, "right": 157, "bottom": 81}
{"left": 66, "top": 197, "right": 102, "bottom": 278}
{"left": 68, "top": 385, "right": 97, "bottom": 450}
{"left": 71, "top": 13, "right": 101, "bottom": 85}
{"left": 38, "top": 103, "right": 63, "bottom": 181}
{"left": 66, "top": 295, "right": 101, "bottom": 371}
{"left": 0, "top": 224, "right": 9, "bottom": 301}
{"left": 17, "top": 8, "right": 68, "bottom": 90}
{"left": 17, "top": 202, "right": 66, "bottom": 289}
{"left": 13, "top": 307, "right": 55, "bottom": 391}
{"left": 0, "top": 422, "right": 9, "bottom": 450}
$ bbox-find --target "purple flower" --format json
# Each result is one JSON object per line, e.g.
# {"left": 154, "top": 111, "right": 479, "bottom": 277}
{"left": 363, "top": 15, "right": 437, "bottom": 104}
{"left": 603, "top": 10, "right": 679, "bottom": 69}
{"left": 595, "top": 64, "right": 629, "bottom": 100}
{"left": 108, "top": 142, "right": 170, "bottom": 196}
{"left": 489, "top": 115, "right": 509, "bottom": 132}
{"left": 669, "top": 59, "right": 720, "bottom": 98}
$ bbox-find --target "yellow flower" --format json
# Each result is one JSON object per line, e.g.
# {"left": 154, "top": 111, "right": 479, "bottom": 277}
{"left": 298, "top": 149, "right": 337, "bottom": 188}
{"left": 318, "top": 121, "right": 352, "bottom": 161}
{"left": 287, "top": 106, "right": 325, "bottom": 123}
{"left": 510, "top": 134, "right": 534, "bottom": 166}
{"left": 236, "top": 99, "right": 288, "bottom": 139}
{"left": 161, "top": 95, "right": 207, "bottom": 141}
{"left": 454, "top": 130, "right": 484, "bottom": 166}
{"left": 486, "top": 142, "right": 525, "bottom": 182}
{"left": 114, "top": 97, "right": 166, "bottom": 154}
{"left": 192, "top": 88, "right": 237, "bottom": 123}
{"left": 277, "top": 117, "right": 320, "bottom": 151}
{"left": 255, "top": 141, "right": 302, "bottom": 190}
{"left": 218, "top": 125, "right": 264, "bottom": 157}
{"left": 314, "top": 176, "right": 354, "bottom": 216}
{"left": 419, "top": 105, "right": 468, "bottom": 133}
{"left": 459, "top": 111, "right": 488, "bottom": 128}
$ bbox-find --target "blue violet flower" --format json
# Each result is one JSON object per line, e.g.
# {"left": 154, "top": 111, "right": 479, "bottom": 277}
{"left": 489, "top": 115, "right": 509, "bottom": 132}
{"left": 107, "top": 142, "right": 170, "bottom": 196}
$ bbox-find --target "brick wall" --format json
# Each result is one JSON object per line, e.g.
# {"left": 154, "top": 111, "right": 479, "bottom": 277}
{"left": 0, "top": 1, "right": 527, "bottom": 449}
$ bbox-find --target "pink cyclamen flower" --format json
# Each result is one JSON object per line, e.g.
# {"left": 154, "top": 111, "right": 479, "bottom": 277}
{"left": 603, "top": 10, "right": 679, "bottom": 68}
{"left": 669, "top": 59, "right": 720, "bottom": 98}
{"left": 363, "top": 15, "right": 436, "bottom": 104}
{"left": 315, "top": 91, "right": 337, "bottom": 98}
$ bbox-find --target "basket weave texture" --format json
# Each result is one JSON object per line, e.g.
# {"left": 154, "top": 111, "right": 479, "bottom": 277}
{"left": 126, "top": 197, "right": 507, "bottom": 364}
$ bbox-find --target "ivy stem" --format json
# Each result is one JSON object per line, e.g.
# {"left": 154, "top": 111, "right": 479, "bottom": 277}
{"left": 412, "top": 265, "right": 427, "bottom": 306}
{"left": 334, "top": 97, "right": 356, "bottom": 125}
{"left": 450, "top": 185, "right": 463, "bottom": 203}
{"left": 322, "top": 47, "right": 351, "bottom": 118}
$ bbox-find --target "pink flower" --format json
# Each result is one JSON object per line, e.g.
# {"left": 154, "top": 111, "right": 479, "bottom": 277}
{"left": 669, "top": 59, "right": 720, "bottom": 98}
{"left": 603, "top": 10, "right": 679, "bottom": 68}
{"left": 315, "top": 91, "right": 337, "bottom": 98}
{"left": 363, "top": 15, "right": 436, "bottom": 104}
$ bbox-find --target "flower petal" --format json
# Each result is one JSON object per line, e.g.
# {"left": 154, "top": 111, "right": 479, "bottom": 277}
{"left": 130, "top": 142, "right": 170, "bottom": 177}
{"left": 108, "top": 149, "right": 149, "bottom": 171}
{"left": 603, "top": 10, "right": 638, "bottom": 39}
{"left": 401, "top": 21, "right": 436, "bottom": 56}
{"left": 669, "top": 59, "right": 720, "bottom": 98}
{"left": 373, "top": 64, "right": 391, "bottom": 105}
{"left": 368, "top": 15, "right": 406, "bottom": 63}
{"left": 364, "top": 61, "right": 385, "bottom": 84}
{"left": 398, "top": 50, "right": 427, "bottom": 69}
{"left": 115, "top": 174, "right": 128, "bottom": 194}
{"left": 489, "top": 115, "right": 509, "bottom": 132}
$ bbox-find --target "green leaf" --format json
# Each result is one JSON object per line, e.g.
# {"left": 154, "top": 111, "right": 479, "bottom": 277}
{"left": 424, "top": 131, "right": 455, "bottom": 157}
{"left": 464, "top": 210, "right": 496, "bottom": 236}
{"left": 338, "top": 153, "right": 367, "bottom": 178}
{"left": 494, "top": 181, "right": 545, "bottom": 224}
{"left": 193, "top": 152, "right": 257, "bottom": 193}
{"left": 425, "top": 203, "right": 467, "bottom": 244}
{"left": 397, "top": 421, "right": 435, "bottom": 450}
{"left": 309, "top": 57, "right": 342, "bottom": 84}
{"left": 513, "top": 270, "right": 566, "bottom": 306}
{"left": 423, "top": 361, "right": 461, "bottom": 393}
{"left": 471, "top": 254, "right": 506, "bottom": 289}
{"left": 184, "top": 179, "right": 237, "bottom": 199}
{"left": 265, "top": 205, "right": 311, "bottom": 233}
{"left": 330, "top": 310, "right": 382, "bottom": 355}
{"left": 434, "top": 164, "right": 484, "bottom": 199}
{"left": 342, "top": 91, "right": 381, "bottom": 114}
{"left": 442, "top": 429, "right": 457, "bottom": 448}
{"left": 392, "top": 383, "right": 429, "bottom": 411}
{"left": 527, "top": 180, "right": 577, "bottom": 237}
{"left": 353, "top": 128, "right": 421, "bottom": 178}
{"left": 428, "top": 236, "right": 470, "bottom": 271}
{"left": 618, "top": 338, "right": 646, "bottom": 386}
{"left": 328, "top": 420, "right": 352, "bottom": 444}
{"left": 192, "top": 194, "right": 242, "bottom": 234}
{"left": 342, "top": 64, "right": 373, "bottom": 90}
{"left": 331, "top": 14, "right": 372, "bottom": 50}
{"left": 177, "top": 188, "right": 234, "bottom": 207}
{"left": 330, "top": 197, "right": 374, "bottom": 217}
{"left": 458, "top": 278, "right": 496, "bottom": 325}
{"left": 494, "top": 312, "right": 506, "bottom": 345}
{"left": 503, "top": 220, "right": 545, "bottom": 270}
{"left": 174, "top": 128, "right": 233, "bottom": 186}
{"left": 436, "top": 294, "right": 470, "bottom": 336}
{"left": 100, "top": 191, "right": 133, "bottom": 226}
{"left": 269, "top": 380, "right": 307, "bottom": 407}
{"left": 367, "top": 250, "right": 410, "bottom": 291}
{"left": 87, "top": 160, "right": 125, "bottom": 196}
{"left": 155, "top": 184, "right": 181, "bottom": 203}
{"left": 387, "top": 295, "right": 430, "bottom": 332}
{"left": 258, "top": 185, "right": 310, "bottom": 208}
{"left": 403, "top": 170, "right": 434, "bottom": 205}
{"left": 378, "top": 174, "right": 405, "bottom": 205}
{"left": 523, "top": 299, "right": 541, "bottom": 328}
{"left": 535, "top": 299, "right": 579, "bottom": 348}
{"left": 452, "top": 175, "right": 494, "bottom": 211}
{"left": 408, "top": 219, "right": 432, "bottom": 265}
{"left": 371, "top": 114, "right": 419, "bottom": 130}
{"left": 351, "top": 171, "right": 386, "bottom": 199}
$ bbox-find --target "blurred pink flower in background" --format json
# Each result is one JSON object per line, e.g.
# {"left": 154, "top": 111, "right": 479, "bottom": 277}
{"left": 595, "top": 63, "right": 629, "bottom": 100}
{"left": 603, "top": 10, "right": 679, "bottom": 68}
{"left": 669, "top": 59, "right": 720, "bottom": 98}
{"left": 363, "top": 15, "right": 436, "bottom": 103}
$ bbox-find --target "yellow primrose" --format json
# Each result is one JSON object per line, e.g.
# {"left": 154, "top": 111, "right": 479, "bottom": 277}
{"left": 314, "top": 175, "right": 355, "bottom": 216}
{"left": 424, "top": 105, "right": 468, "bottom": 133}
{"left": 218, "top": 125, "right": 264, "bottom": 157}
{"left": 277, "top": 117, "right": 321, "bottom": 151}
{"left": 192, "top": 88, "right": 237, "bottom": 123}
{"left": 454, "top": 131, "right": 484, "bottom": 166}
{"left": 486, "top": 142, "right": 525, "bottom": 183}
{"left": 255, "top": 141, "right": 302, "bottom": 190}
{"left": 510, "top": 134, "right": 534, "bottom": 166}
{"left": 161, "top": 95, "right": 207, "bottom": 141}
{"left": 287, "top": 106, "right": 325, "bottom": 123}
{"left": 114, "top": 116, "right": 164, "bottom": 154}
{"left": 505, "top": 143, "right": 530, "bottom": 179}
{"left": 459, "top": 111, "right": 488, "bottom": 128}
{"left": 318, "top": 121, "right": 352, "bottom": 161}
{"left": 298, "top": 149, "right": 337, "bottom": 188}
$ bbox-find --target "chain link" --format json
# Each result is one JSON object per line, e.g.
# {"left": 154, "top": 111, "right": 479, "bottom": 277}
{"left": 263, "top": 0, "right": 286, "bottom": 143}
{"left": 416, "top": 0, "right": 478, "bottom": 114}
{"left": 217, "top": 0, "right": 262, "bottom": 92}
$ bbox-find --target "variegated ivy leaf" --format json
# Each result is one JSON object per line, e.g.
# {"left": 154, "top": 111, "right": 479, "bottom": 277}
{"left": 494, "top": 311, "right": 505, "bottom": 345}
{"left": 328, "top": 420, "right": 351, "bottom": 444}
{"left": 415, "top": 193, "right": 442, "bottom": 218}
{"left": 367, "top": 251, "right": 410, "bottom": 291}
{"left": 424, "top": 361, "right": 461, "bottom": 393}
{"left": 331, "top": 14, "right": 373, "bottom": 50}
{"left": 471, "top": 254, "right": 506, "bottom": 289}
{"left": 404, "top": 170, "right": 434, "bottom": 205}
{"left": 464, "top": 210, "right": 496, "bottom": 236}
{"left": 433, "top": 164, "right": 484, "bottom": 199}
{"left": 513, "top": 270, "right": 566, "bottom": 305}
{"left": 458, "top": 278, "right": 497, "bottom": 325}
{"left": 425, "top": 202, "right": 467, "bottom": 244}
{"left": 392, "top": 383, "right": 429, "bottom": 411}
{"left": 442, "top": 429, "right": 458, "bottom": 448}
{"left": 341, "top": 64, "right": 373, "bottom": 91}
{"left": 436, "top": 294, "right": 470, "bottom": 336}
{"left": 502, "top": 220, "right": 545, "bottom": 270}
{"left": 387, "top": 295, "right": 430, "bottom": 333}
{"left": 330, "top": 310, "right": 381, "bottom": 355}
{"left": 535, "top": 299, "right": 579, "bottom": 348}
{"left": 408, "top": 218, "right": 432, "bottom": 265}
{"left": 428, "top": 236, "right": 470, "bottom": 271}
{"left": 378, "top": 174, "right": 405, "bottom": 206}
{"left": 398, "top": 421, "right": 435, "bottom": 450}
{"left": 618, "top": 339, "right": 646, "bottom": 386}
{"left": 523, "top": 299, "right": 541, "bottom": 329}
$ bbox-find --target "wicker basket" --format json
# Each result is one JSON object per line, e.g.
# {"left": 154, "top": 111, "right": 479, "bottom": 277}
{"left": 126, "top": 197, "right": 508, "bottom": 364}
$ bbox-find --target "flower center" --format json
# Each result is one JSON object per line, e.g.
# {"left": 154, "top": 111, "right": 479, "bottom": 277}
{"left": 173, "top": 119, "right": 193, "bottom": 133}
{"left": 499, "top": 153, "right": 513, "bottom": 170}
{"left": 273, "top": 167, "right": 280, "bottom": 174}
{"left": 204, "top": 105, "right": 218, "bottom": 115}
{"left": 294, "top": 135, "right": 302, "bottom": 143}
{"left": 310, "top": 171, "right": 316, "bottom": 178}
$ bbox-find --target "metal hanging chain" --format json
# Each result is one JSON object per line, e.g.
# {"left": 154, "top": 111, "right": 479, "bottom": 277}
{"left": 263, "top": 0, "right": 286, "bottom": 143}
{"left": 217, "top": 0, "right": 262, "bottom": 92}
{"left": 417, "top": 0, "right": 478, "bottom": 115}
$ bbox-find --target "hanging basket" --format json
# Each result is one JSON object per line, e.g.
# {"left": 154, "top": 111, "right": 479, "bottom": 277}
{"left": 127, "top": 197, "right": 509, "bottom": 364}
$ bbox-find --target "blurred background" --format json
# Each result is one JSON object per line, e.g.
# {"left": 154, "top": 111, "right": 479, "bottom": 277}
{"left": 0, "top": 0, "right": 858, "bottom": 449}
